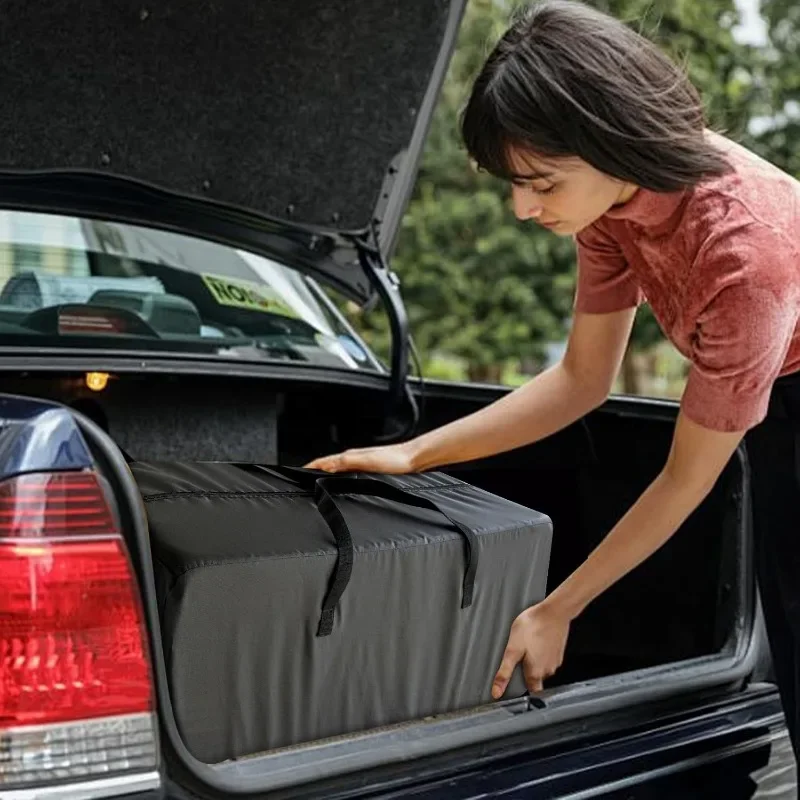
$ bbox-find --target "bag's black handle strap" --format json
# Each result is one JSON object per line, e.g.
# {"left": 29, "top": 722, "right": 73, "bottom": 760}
{"left": 312, "top": 479, "right": 355, "bottom": 636}
{"left": 317, "top": 474, "right": 478, "bottom": 609}
{"left": 251, "top": 466, "right": 478, "bottom": 636}
{"left": 250, "top": 466, "right": 354, "bottom": 635}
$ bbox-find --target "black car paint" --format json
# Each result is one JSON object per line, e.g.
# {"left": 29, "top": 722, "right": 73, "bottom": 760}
{"left": 0, "top": 386, "right": 787, "bottom": 799}
{"left": 154, "top": 689, "right": 785, "bottom": 798}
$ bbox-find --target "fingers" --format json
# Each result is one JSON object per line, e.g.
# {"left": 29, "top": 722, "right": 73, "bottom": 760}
{"left": 303, "top": 452, "right": 350, "bottom": 472}
{"left": 304, "top": 448, "right": 381, "bottom": 474}
{"left": 492, "top": 641, "right": 523, "bottom": 700}
{"left": 523, "top": 656, "right": 546, "bottom": 695}
{"left": 495, "top": 634, "right": 553, "bottom": 700}
{"left": 304, "top": 457, "right": 334, "bottom": 471}
{"left": 493, "top": 660, "right": 547, "bottom": 698}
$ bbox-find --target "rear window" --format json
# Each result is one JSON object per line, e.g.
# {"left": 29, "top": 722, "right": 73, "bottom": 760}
{"left": 0, "top": 211, "right": 378, "bottom": 371}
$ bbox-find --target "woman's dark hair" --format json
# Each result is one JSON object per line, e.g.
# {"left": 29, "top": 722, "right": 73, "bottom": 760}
{"left": 461, "top": 0, "right": 732, "bottom": 191}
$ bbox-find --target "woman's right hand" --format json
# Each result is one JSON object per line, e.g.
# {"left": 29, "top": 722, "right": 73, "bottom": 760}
{"left": 304, "top": 442, "right": 418, "bottom": 475}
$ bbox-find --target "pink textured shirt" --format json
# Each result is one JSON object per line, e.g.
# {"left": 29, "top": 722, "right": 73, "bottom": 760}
{"left": 574, "top": 133, "right": 800, "bottom": 432}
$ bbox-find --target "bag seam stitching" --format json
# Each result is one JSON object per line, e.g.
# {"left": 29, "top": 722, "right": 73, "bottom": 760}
{"left": 158, "top": 520, "right": 551, "bottom": 578}
{"left": 141, "top": 482, "right": 472, "bottom": 503}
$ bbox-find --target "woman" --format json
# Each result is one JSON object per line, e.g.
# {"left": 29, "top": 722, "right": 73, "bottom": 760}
{"left": 307, "top": 0, "right": 800, "bottom": 760}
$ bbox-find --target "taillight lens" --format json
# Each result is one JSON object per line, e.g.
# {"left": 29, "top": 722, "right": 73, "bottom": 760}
{"left": 0, "top": 538, "right": 152, "bottom": 726}
{"left": 0, "top": 470, "right": 158, "bottom": 790}
{"left": 0, "top": 472, "right": 117, "bottom": 538}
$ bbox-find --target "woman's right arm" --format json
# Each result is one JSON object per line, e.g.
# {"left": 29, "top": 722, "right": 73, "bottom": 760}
{"left": 306, "top": 307, "right": 637, "bottom": 474}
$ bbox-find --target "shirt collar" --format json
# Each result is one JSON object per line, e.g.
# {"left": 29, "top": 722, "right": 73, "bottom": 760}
{"left": 602, "top": 186, "right": 688, "bottom": 227}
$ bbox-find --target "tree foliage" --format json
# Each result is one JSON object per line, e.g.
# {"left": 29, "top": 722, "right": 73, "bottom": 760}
{"left": 352, "top": 0, "right": 796, "bottom": 388}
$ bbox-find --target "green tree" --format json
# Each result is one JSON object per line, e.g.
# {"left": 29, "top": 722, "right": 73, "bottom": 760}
{"left": 752, "top": 0, "right": 800, "bottom": 178}
{"left": 355, "top": 0, "right": 793, "bottom": 392}
{"left": 356, "top": 0, "right": 577, "bottom": 383}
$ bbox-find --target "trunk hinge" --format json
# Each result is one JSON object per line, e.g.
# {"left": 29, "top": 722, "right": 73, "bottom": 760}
{"left": 352, "top": 229, "right": 419, "bottom": 442}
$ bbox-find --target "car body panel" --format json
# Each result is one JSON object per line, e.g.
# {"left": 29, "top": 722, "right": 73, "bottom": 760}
{"left": 365, "top": 687, "right": 784, "bottom": 799}
{"left": 0, "top": 394, "right": 93, "bottom": 476}
{"left": 0, "top": 380, "right": 785, "bottom": 799}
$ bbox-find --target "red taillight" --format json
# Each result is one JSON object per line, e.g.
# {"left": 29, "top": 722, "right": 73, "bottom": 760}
{"left": 0, "top": 472, "right": 117, "bottom": 538}
{"left": 0, "top": 471, "right": 153, "bottom": 730}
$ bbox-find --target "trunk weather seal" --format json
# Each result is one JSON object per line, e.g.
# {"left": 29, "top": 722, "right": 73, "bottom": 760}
{"left": 352, "top": 227, "right": 419, "bottom": 442}
{"left": 0, "top": 348, "right": 391, "bottom": 388}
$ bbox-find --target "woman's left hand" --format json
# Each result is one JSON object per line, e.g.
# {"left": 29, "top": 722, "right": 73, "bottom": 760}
{"left": 492, "top": 601, "right": 571, "bottom": 699}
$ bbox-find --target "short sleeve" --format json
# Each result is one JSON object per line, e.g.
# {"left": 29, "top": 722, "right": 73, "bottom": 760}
{"left": 681, "top": 244, "right": 799, "bottom": 432}
{"left": 574, "top": 223, "right": 643, "bottom": 314}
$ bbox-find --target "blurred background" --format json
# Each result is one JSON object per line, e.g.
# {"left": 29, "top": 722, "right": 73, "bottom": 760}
{"left": 340, "top": 0, "right": 799, "bottom": 398}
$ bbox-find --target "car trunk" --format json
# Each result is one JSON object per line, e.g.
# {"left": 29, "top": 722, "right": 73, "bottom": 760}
{"left": 4, "top": 369, "right": 755, "bottom": 796}
{"left": 280, "top": 377, "right": 745, "bottom": 687}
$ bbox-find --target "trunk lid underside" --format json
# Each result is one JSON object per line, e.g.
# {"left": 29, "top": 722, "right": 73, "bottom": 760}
{"left": 0, "top": 0, "right": 465, "bottom": 303}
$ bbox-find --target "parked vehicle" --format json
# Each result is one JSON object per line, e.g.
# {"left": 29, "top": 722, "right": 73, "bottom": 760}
{"left": 0, "top": 0, "right": 787, "bottom": 797}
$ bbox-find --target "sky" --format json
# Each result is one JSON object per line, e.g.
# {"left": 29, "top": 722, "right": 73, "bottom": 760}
{"left": 731, "top": 0, "right": 800, "bottom": 132}
{"left": 732, "top": 0, "right": 768, "bottom": 45}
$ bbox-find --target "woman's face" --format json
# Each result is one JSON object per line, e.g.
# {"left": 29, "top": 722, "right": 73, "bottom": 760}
{"left": 506, "top": 147, "right": 637, "bottom": 235}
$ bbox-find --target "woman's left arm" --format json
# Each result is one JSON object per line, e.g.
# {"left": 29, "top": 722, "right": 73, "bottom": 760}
{"left": 491, "top": 411, "right": 744, "bottom": 699}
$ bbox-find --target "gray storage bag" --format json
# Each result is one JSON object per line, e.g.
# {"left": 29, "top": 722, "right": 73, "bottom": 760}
{"left": 132, "top": 462, "right": 553, "bottom": 763}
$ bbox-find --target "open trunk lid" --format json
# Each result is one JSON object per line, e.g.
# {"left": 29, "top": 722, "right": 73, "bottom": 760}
{"left": 0, "top": 0, "right": 465, "bottom": 304}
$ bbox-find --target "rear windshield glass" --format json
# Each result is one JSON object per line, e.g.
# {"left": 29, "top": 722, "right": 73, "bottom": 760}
{"left": 0, "top": 211, "right": 378, "bottom": 372}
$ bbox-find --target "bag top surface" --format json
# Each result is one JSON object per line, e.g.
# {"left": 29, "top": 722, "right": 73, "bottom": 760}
{"left": 132, "top": 461, "right": 552, "bottom": 569}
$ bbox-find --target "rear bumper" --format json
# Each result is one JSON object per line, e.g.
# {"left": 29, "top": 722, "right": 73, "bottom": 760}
{"left": 366, "top": 685, "right": 784, "bottom": 799}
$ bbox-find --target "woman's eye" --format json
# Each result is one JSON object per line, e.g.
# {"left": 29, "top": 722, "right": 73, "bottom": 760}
{"left": 511, "top": 180, "right": 558, "bottom": 196}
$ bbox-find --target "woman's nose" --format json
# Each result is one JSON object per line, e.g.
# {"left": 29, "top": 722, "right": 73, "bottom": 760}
{"left": 511, "top": 185, "right": 543, "bottom": 221}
